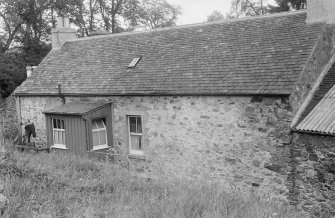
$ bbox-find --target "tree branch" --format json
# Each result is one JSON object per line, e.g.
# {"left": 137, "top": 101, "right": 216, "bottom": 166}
{"left": 245, "top": 0, "right": 261, "bottom": 15}
{"left": 0, "top": 12, "right": 23, "bottom": 53}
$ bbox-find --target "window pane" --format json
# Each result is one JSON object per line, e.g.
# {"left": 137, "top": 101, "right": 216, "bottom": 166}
{"left": 138, "top": 135, "right": 142, "bottom": 150}
{"left": 58, "top": 131, "right": 61, "bottom": 144}
{"left": 137, "top": 117, "right": 142, "bottom": 133}
{"left": 61, "top": 120, "right": 65, "bottom": 129}
{"left": 62, "top": 131, "right": 65, "bottom": 145}
{"left": 57, "top": 119, "right": 61, "bottom": 129}
{"left": 53, "top": 131, "right": 56, "bottom": 143}
{"left": 131, "top": 135, "right": 142, "bottom": 150}
{"left": 53, "top": 119, "right": 57, "bottom": 128}
{"left": 55, "top": 131, "right": 59, "bottom": 144}
{"left": 129, "top": 117, "right": 137, "bottom": 133}
{"left": 100, "top": 130, "right": 107, "bottom": 145}
{"left": 96, "top": 120, "right": 104, "bottom": 129}
{"left": 92, "top": 132, "right": 99, "bottom": 146}
{"left": 60, "top": 131, "right": 63, "bottom": 144}
{"left": 57, "top": 131, "right": 60, "bottom": 144}
{"left": 91, "top": 121, "right": 97, "bottom": 129}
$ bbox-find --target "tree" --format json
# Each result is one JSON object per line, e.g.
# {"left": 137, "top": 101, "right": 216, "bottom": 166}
{"left": 227, "top": 0, "right": 306, "bottom": 19}
{"left": 138, "top": 0, "right": 181, "bottom": 29}
{"left": 0, "top": 0, "right": 24, "bottom": 53}
{"left": 0, "top": 0, "right": 52, "bottom": 52}
{"left": 121, "top": 0, "right": 141, "bottom": 31}
{"left": 96, "top": 0, "right": 122, "bottom": 33}
{"left": 268, "top": 0, "right": 306, "bottom": 13}
{"left": 207, "top": 10, "right": 225, "bottom": 22}
{"left": 0, "top": 0, "right": 52, "bottom": 97}
{"left": 228, "top": 0, "right": 267, "bottom": 18}
{"left": 0, "top": 52, "right": 26, "bottom": 98}
{"left": 0, "top": 0, "right": 182, "bottom": 98}
{"left": 52, "top": 0, "right": 91, "bottom": 36}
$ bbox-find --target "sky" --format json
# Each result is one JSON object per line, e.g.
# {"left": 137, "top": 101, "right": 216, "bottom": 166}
{"left": 167, "top": 0, "right": 276, "bottom": 25}
{"left": 167, "top": 0, "right": 232, "bottom": 25}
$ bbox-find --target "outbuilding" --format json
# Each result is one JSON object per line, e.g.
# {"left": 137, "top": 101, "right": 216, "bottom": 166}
{"left": 43, "top": 102, "right": 113, "bottom": 153}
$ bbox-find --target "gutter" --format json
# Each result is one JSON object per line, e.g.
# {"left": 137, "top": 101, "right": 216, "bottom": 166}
{"left": 291, "top": 127, "right": 335, "bottom": 137}
{"left": 13, "top": 92, "right": 291, "bottom": 97}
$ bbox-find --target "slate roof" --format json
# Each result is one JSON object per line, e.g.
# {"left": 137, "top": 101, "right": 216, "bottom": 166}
{"left": 43, "top": 102, "right": 111, "bottom": 116}
{"left": 15, "top": 11, "right": 324, "bottom": 96}
{"left": 296, "top": 84, "right": 335, "bottom": 134}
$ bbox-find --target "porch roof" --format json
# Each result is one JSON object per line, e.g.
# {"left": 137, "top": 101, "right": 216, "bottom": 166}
{"left": 43, "top": 102, "right": 111, "bottom": 116}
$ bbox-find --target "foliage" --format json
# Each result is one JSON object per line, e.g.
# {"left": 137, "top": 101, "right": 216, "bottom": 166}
{"left": 0, "top": 52, "right": 26, "bottom": 98}
{"left": 137, "top": 0, "right": 181, "bottom": 29}
{"left": 227, "top": 0, "right": 306, "bottom": 19}
{"left": 0, "top": 147, "right": 299, "bottom": 217}
{"left": 0, "top": 0, "right": 181, "bottom": 98}
{"left": 268, "top": 0, "right": 306, "bottom": 13}
{"left": 228, "top": 0, "right": 267, "bottom": 19}
{"left": 207, "top": 10, "right": 225, "bottom": 22}
{"left": 0, "top": 44, "right": 51, "bottom": 98}
{"left": 0, "top": 0, "right": 52, "bottom": 53}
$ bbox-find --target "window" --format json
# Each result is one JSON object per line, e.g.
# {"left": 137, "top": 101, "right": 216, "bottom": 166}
{"left": 92, "top": 119, "right": 108, "bottom": 150}
{"left": 128, "top": 57, "right": 141, "bottom": 68}
{"left": 128, "top": 116, "right": 143, "bottom": 155}
{"left": 52, "top": 118, "right": 66, "bottom": 149}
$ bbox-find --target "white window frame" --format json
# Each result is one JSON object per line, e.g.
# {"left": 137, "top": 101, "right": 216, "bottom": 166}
{"left": 51, "top": 118, "right": 66, "bottom": 149}
{"left": 128, "top": 57, "right": 141, "bottom": 68}
{"left": 91, "top": 119, "right": 108, "bottom": 151}
{"left": 128, "top": 115, "right": 143, "bottom": 155}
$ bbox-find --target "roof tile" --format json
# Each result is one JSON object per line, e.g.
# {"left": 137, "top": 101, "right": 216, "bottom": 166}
{"left": 16, "top": 11, "right": 324, "bottom": 96}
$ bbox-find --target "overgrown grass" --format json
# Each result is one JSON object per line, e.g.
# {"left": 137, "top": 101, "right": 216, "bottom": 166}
{"left": 0, "top": 141, "right": 300, "bottom": 218}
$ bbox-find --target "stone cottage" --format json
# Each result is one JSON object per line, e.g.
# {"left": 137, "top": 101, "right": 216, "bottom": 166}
{"left": 12, "top": 0, "right": 335, "bottom": 215}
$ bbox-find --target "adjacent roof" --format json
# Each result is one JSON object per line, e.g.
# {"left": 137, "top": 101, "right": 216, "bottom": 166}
{"left": 295, "top": 63, "right": 335, "bottom": 128}
{"left": 43, "top": 102, "right": 111, "bottom": 116}
{"left": 296, "top": 84, "right": 335, "bottom": 134}
{"left": 15, "top": 11, "right": 324, "bottom": 96}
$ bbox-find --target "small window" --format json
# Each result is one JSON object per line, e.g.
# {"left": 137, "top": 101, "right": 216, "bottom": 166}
{"left": 92, "top": 119, "right": 108, "bottom": 150}
{"left": 52, "top": 118, "right": 66, "bottom": 149}
{"left": 128, "top": 57, "right": 141, "bottom": 68}
{"left": 128, "top": 116, "right": 143, "bottom": 155}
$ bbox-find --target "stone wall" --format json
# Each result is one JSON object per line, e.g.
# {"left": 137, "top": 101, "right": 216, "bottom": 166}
{"left": 290, "top": 133, "right": 335, "bottom": 217}
{"left": 19, "top": 95, "right": 294, "bottom": 201}
{"left": 0, "top": 95, "right": 19, "bottom": 139}
{"left": 290, "top": 26, "right": 335, "bottom": 116}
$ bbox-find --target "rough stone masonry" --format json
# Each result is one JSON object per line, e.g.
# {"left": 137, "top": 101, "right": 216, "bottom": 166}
{"left": 18, "top": 95, "right": 294, "bottom": 201}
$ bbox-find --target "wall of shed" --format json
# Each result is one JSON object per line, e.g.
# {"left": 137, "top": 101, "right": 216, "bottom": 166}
{"left": 19, "top": 95, "right": 294, "bottom": 201}
{"left": 291, "top": 133, "right": 335, "bottom": 217}
{"left": 84, "top": 106, "right": 113, "bottom": 151}
{"left": 46, "top": 115, "right": 87, "bottom": 153}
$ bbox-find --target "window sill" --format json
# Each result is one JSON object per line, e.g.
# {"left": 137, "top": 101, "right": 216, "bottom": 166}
{"left": 51, "top": 145, "right": 67, "bottom": 150}
{"left": 92, "top": 145, "right": 109, "bottom": 151}
{"left": 127, "top": 153, "right": 146, "bottom": 160}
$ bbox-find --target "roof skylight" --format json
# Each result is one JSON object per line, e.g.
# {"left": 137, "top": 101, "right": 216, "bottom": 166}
{"left": 128, "top": 57, "right": 142, "bottom": 68}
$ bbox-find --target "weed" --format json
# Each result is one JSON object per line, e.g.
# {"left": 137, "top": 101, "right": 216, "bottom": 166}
{"left": 0, "top": 141, "right": 298, "bottom": 218}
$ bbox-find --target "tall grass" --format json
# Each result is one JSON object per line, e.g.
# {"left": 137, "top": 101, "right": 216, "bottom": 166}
{"left": 0, "top": 141, "right": 301, "bottom": 218}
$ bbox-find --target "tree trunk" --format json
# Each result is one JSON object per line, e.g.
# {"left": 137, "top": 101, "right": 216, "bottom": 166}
{"left": 112, "top": 0, "right": 115, "bottom": 33}
{"left": 89, "top": 0, "right": 94, "bottom": 31}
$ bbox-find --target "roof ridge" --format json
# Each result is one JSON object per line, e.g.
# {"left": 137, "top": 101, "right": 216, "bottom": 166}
{"left": 18, "top": 8, "right": 322, "bottom": 97}
{"left": 65, "top": 10, "right": 307, "bottom": 44}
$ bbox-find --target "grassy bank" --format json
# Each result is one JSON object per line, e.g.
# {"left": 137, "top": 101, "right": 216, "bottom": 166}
{"left": 0, "top": 142, "right": 299, "bottom": 218}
